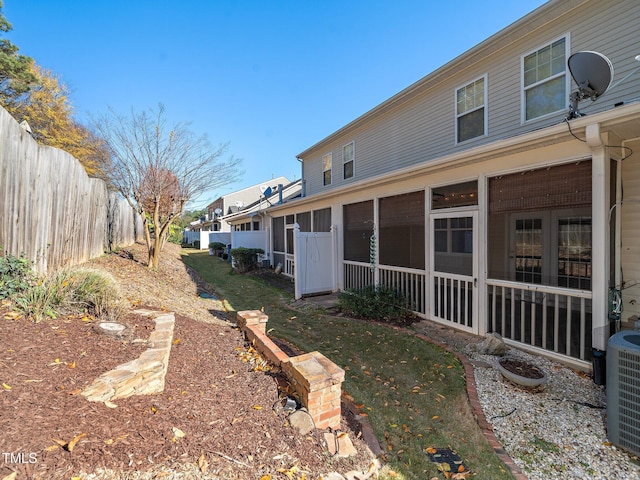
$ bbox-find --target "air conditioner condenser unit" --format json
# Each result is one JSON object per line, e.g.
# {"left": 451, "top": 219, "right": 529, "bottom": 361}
{"left": 607, "top": 331, "right": 640, "bottom": 456}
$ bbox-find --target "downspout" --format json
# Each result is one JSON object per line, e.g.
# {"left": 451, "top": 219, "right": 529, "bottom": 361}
{"left": 586, "top": 123, "right": 608, "bottom": 351}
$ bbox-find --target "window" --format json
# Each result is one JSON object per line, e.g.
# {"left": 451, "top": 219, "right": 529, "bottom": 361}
{"left": 313, "top": 208, "right": 331, "bottom": 232}
{"left": 379, "top": 191, "right": 425, "bottom": 269}
{"left": 515, "top": 218, "right": 543, "bottom": 284}
{"left": 523, "top": 36, "right": 568, "bottom": 121}
{"left": 343, "top": 200, "right": 373, "bottom": 262}
{"left": 343, "top": 142, "right": 354, "bottom": 179}
{"left": 432, "top": 180, "right": 478, "bottom": 209}
{"left": 487, "top": 162, "right": 593, "bottom": 289}
{"left": 433, "top": 217, "right": 473, "bottom": 276}
{"left": 296, "top": 212, "right": 311, "bottom": 232}
{"left": 273, "top": 216, "right": 285, "bottom": 252}
{"left": 456, "top": 76, "right": 486, "bottom": 143}
{"left": 322, "top": 153, "right": 332, "bottom": 186}
{"left": 558, "top": 217, "right": 591, "bottom": 289}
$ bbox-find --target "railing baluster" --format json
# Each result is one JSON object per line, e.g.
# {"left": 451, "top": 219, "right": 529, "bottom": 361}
{"left": 520, "top": 290, "right": 526, "bottom": 343}
{"left": 554, "top": 294, "right": 560, "bottom": 353}
{"left": 531, "top": 291, "right": 536, "bottom": 347}
{"left": 566, "top": 296, "right": 572, "bottom": 357}
{"left": 542, "top": 292, "right": 548, "bottom": 350}
{"left": 501, "top": 286, "right": 506, "bottom": 336}
{"left": 580, "top": 297, "right": 586, "bottom": 360}
{"left": 510, "top": 287, "right": 516, "bottom": 340}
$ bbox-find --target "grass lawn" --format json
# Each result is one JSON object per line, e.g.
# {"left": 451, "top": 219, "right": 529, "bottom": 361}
{"left": 181, "top": 249, "right": 514, "bottom": 480}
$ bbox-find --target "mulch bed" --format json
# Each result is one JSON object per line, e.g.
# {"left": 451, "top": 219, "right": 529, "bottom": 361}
{"left": 0, "top": 304, "right": 372, "bottom": 479}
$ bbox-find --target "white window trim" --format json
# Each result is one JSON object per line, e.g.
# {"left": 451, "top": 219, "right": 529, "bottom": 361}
{"left": 520, "top": 33, "right": 571, "bottom": 124}
{"left": 322, "top": 152, "right": 332, "bottom": 186}
{"left": 454, "top": 74, "right": 488, "bottom": 144}
{"left": 342, "top": 141, "right": 355, "bottom": 179}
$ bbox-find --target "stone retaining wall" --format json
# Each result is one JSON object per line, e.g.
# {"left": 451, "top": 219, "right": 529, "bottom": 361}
{"left": 81, "top": 311, "right": 174, "bottom": 403}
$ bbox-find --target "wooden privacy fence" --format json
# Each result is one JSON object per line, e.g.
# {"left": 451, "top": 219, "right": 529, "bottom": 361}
{"left": 0, "top": 106, "right": 142, "bottom": 273}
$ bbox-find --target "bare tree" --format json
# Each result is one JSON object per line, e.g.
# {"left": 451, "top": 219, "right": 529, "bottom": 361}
{"left": 94, "top": 104, "right": 242, "bottom": 269}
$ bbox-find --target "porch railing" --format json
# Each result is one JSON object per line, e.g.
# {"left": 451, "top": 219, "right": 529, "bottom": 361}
{"left": 284, "top": 254, "right": 294, "bottom": 277}
{"left": 486, "top": 279, "right": 593, "bottom": 361}
{"left": 379, "top": 266, "right": 426, "bottom": 315}
{"left": 432, "top": 272, "right": 474, "bottom": 330}
{"left": 273, "top": 251, "right": 294, "bottom": 278}
{"left": 343, "top": 261, "right": 374, "bottom": 290}
{"left": 343, "top": 262, "right": 426, "bottom": 315}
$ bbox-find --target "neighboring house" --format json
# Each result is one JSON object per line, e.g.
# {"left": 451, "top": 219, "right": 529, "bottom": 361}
{"left": 261, "top": 0, "right": 640, "bottom": 370}
{"left": 184, "top": 177, "right": 302, "bottom": 253}
{"left": 224, "top": 179, "right": 302, "bottom": 231}
{"left": 190, "top": 176, "right": 293, "bottom": 233}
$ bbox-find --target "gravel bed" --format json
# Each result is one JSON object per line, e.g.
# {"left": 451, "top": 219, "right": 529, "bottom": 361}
{"left": 467, "top": 347, "right": 640, "bottom": 479}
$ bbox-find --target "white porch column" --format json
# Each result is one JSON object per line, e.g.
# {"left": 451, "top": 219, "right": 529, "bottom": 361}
{"left": 293, "top": 223, "right": 301, "bottom": 300}
{"left": 589, "top": 124, "right": 610, "bottom": 351}
{"left": 332, "top": 204, "right": 344, "bottom": 291}
{"left": 330, "top": 224, "right": 338, "bottom": 292}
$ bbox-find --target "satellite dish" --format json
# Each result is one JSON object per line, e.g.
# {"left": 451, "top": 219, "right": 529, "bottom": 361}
{"left": 567, "top": 51, "right": 614, "bottom": 119}
{"left": 235, "top": 200, "right": 244, "bottom": 209}
{"left": 259, "top": 185, "right": 273, "bottom": 196}
{"left": 214, "top": 208, "right": 222, "bottom": 215}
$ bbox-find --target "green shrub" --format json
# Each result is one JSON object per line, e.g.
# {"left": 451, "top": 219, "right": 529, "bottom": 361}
{"left": 209, "top": 242, "right": 226, "bottom": 251}
{"left": 0, "top": 252, "right": 35, "bottom": 300}
{"left": 193, "top": 240, "right": 201, "bottom": 250}
{"left": 230, "top": 247, "right": 264, "bottom": 273}
{"left": 337, "top": 285, "right": 416, "bottom": 325}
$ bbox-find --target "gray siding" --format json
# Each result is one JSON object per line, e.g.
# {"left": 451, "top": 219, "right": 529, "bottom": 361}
{"left": 301, "top": 0, "right": 640, "bottom": 197}
{"left": 621, "top": 142, "right": 640, "bottom": 323}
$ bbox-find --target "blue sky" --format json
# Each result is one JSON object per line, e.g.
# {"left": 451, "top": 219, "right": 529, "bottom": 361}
{"left": 5, "top": 1, "right": 547, "bottom": 209}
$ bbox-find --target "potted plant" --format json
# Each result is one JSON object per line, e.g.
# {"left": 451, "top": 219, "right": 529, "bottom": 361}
{"left": 496, "top": 357, "right": 547, "bottom": 388}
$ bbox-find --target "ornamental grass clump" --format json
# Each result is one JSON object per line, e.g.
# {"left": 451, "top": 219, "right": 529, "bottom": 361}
{"left": 15, "top": 267, "right": 125, "bottom": 322}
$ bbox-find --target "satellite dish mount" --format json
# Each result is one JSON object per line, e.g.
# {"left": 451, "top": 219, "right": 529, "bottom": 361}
{"left": 567, "top": 51, "right": 614, "bottom": 120}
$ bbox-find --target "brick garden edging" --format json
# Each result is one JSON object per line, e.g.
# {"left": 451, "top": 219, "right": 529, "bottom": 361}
{"left": 81, "top": 310, "right": 174, "bottom": 403}
{"left": 410, "top": 327, "right": 528, "bottom": 480}
{"left": 237, "top": 309, "right": 526, "bottom": 478}
{"left": 236, "top": 310, "right": 344, "bottom": 431}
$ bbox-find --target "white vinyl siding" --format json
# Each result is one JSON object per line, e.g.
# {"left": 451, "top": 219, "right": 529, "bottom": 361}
{"left": 621, "top": 149, "right": 640, "bottom": 323}
{"left": 456, "top": 76, "right": 487, "bottom": 143}
{"left": 522, "top": 35, "right": 569, "bottom": 122}
{"left": 299, "top": 1, "right": 638, "bottom": 197}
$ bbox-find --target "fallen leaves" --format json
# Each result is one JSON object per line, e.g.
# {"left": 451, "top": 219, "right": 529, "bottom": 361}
{"left": 172, "top": 427, "right": 186, "bottom": 441}
{"left": 197, "top": 452, "right": 208, "bottom": 473}
{"left": 3, "top": 310, "right": 21, "bottom": 320}
{"left": 48, "top": 433, "right": 86, "bottom": 452}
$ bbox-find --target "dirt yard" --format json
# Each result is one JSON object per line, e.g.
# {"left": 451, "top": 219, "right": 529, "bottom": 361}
{"left": 0, "top": 242, "right": 373, "bottom": 479}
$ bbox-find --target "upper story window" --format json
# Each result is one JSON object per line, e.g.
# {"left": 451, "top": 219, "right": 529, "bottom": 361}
{"left": 322, "top": 153, "right": 332, "bottom": 186}
{"left": 456, "top": 76, "right": 486, "bottom": 143}
{"left": 343, "top": 141, "right": 354, "bottom": 179}
{"left": 522, "top": 36, "right": 568, "bottom": 122}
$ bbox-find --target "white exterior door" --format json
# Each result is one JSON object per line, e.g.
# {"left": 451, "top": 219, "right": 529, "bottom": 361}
{"left": 429, "top": 211, "right": 478, "bottom": 333}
